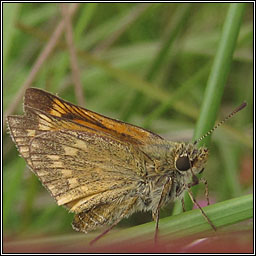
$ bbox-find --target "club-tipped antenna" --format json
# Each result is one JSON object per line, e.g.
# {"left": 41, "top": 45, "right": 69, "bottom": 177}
{"left": 193, "top": 101, "right": 247, "bottom": 145}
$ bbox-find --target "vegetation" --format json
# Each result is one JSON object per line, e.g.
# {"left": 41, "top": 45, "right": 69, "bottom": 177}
{"left": 3, "top": 3, "right": 252, "bottom": 253}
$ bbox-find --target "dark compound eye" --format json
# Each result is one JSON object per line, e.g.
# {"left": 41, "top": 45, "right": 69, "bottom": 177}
{"left": 176, "top": 156, "right": 191, "bottom": 171}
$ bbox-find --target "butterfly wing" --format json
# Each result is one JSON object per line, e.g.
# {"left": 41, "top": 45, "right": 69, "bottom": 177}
{"left": 7, "top": 110, "right": 148, "bottom": 210}
{"left": 29, "top": 129, "right": 146, "bottom": 209}
{"left": 72, "top": 197, "right": 138, "bottom": 233}
{"left": 7, "top": 88, "right": 166, "bottom": 232}
{"left": 24, "top": 88, "right": 165, "bottom": 147}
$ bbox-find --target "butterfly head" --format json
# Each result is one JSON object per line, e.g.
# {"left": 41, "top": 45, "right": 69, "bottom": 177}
{"left": 172, "top": 143, "right": 208, "bottom": 176}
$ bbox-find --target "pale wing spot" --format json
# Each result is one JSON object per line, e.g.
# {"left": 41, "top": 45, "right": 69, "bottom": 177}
{"left": 26, "top": 129, "right": 36, "bottom": 136}
{"left": 63, "top": 146, "right": 79, "bottom": 156}
{"left": 49, "top": 161, "right": 63, "bottom": 168}
{"left": 27, "top": 159, "right": 32, "bottom": 166}
{"left": 19, "top": 146, "right": 29, "bottom": 154}
{"left": 30, "top": 141, "right": 41, "bottom": 149}
{"left": 47, "top": 183, "right": 55, "bottom": 192}
{"left": 36, "top": 170, "right": 49, "bottom": 176}
{"left": 30, "top": 154, "right": 41, "bottom": 160}
{"left": 38, "top": 114, "right": 51, "bottom": 122}
{"left": 47, "top": 185, "right": 60, "bottom": 196}
{"left": 15, "top": 137, "right": 27, "bottom": 143}
{"left": 68, "top": 178, "right": 80, "bottom": 188}
{"left": 61, "top": 169, "right": 73, "bottom": 177}
{"left": 11, "top": 129, "right": 21, "bottom": 137}
{"left": 65, "top": 193, "right": 96, "bottom": 210}
{"left": 19, "top": 146, "right": 30, "bottom": 158}
{"left": 57, "top": 197, "right": 70, "bottom": 206}
{"left": 47, "top": 155, "right": 60, "bottom": 161}
{"left": 73, "top": 139, "right": 88, "bottom": 150}
{"left": 38, "top": 124, "right": 49, "bottom": 130}
{"left": 38, "top": 114, "right": 53, "bottom": 130}
{"left": 56, "top": 186, "right": 91, "bottom": 206}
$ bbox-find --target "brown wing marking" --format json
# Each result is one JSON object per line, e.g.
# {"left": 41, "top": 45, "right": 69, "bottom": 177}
{"left": 7, "top": 107, "right": 102, "bottom": 168}
{"left": 72, "top": 197, "right": 137, "bottom": 232}
{"left": 28, "top": 129, "right": 144, "bottom": 209}
{"left": 24, "top": 88, "right": 164, "bottom": 146}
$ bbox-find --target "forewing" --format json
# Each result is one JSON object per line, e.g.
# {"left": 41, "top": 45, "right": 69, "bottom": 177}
{"left": 7, "top": 106, "right": 97, "bottom": 168}
{"left": 7, "top": 88, "right": 163, "bottom": 216}
{"left": 24, "top": 88, "right": 165, "bottom": 146}
{"left": 7, "top": 107, "right": 146, "bottom": 211}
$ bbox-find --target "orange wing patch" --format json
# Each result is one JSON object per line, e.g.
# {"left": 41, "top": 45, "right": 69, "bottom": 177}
{"left": 24, "top": 88, "right": 164, "bottom": 146}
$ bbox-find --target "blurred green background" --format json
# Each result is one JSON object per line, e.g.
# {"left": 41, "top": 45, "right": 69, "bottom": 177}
{"left": 3, "top": 2, "right": 252, "bottom": 249}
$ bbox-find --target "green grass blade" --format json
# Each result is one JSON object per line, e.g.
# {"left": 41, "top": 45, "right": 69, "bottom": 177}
{"left": 193, "top": 3, "right": 246, "bottom": 146}
{"left": 3, "top": 158, "right": 25, "bottom": 228}
{"left": 74, "top": 3, "right": 98, "bottom": 42}
{"left": 96, "top": 194, "right": 252, "bottom": 245}
{"left": 217, "top": 137, "right": 243, "bottom": 197}
{"left": 122, "top": 4, "right": 192, "bottom": 121}
{"left": 3, "top": 3, "right": 21, "bottom": 72}
{"left": 145, "top": 4, "right": 192, "bottom": 82}
{"left": 143, "top": 62, "right": 211, "bottom": 128}
{"left": 182, "top": 3, "right": 247, "bottom": 211}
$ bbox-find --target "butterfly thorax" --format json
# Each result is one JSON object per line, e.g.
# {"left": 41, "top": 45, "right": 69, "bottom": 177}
{"left": 136, "top": 142, "right": 208, "bottom": 212}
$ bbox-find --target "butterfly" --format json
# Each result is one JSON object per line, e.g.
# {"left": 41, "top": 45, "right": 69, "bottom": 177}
{"left": 7, "top": 88, "right": 245, "bottom": 244}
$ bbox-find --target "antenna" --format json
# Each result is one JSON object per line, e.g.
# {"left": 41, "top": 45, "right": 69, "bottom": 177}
{"left": 194, "top": 102, "right": 247, "bottom": 145}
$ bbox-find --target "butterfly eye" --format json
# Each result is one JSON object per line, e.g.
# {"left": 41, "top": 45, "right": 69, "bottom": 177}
{"left": 175, "top": 156, "right": 191, "bottom": 171}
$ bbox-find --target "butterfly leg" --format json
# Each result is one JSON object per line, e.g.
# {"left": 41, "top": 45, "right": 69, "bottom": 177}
{"left": 187, "top": 188, "right": 216, "bottom": 231}
{"left": 199, "top": 177, "right": 210, "bottom": 206}
{"left": 152, "top": 177, "right": 172, "bottom": 244}
{"left": 152, "top": 209, "right": 160, "bottom": 244}
{"left": 89, "top": 197, "right": 138, "bottom": 246}
{"left": 188, "top": 175, "right": 210, "bottom": 206}
{"left": 89, "top": 221, "right": 119, "bottom": 246}
{"left": 181, "top": 198, "right": 186, "bottom": 212}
